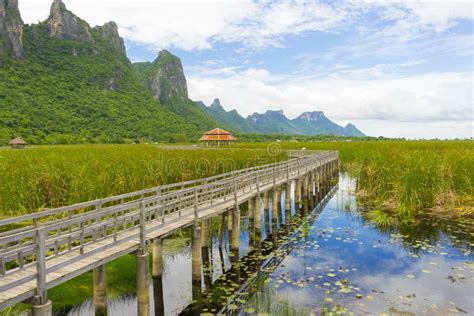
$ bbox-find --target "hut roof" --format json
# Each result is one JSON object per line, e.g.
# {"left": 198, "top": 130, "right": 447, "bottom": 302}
{"left": 9, "top": 137, "right": 27, "bottom": 145}
{"left": 199, "top": 128, "right": 237, "bottom": 141}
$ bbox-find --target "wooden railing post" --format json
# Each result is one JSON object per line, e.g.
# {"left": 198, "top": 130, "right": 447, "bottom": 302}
{"left": 139, "top": 201, "right": 146, "bottom": 255}
{"left": 194, "top": 188, "right": 199, "bottom": 221}
{"left": 35, "top": 228, "right": 47, "bottom": 305}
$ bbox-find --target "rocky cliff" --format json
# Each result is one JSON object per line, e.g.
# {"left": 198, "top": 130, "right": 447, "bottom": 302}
{"left": 0, "top": 0, "right": 24, "bottom": 58}
{"left": 93, "top": 21, "right": 126, "bottom": 56}
{"left": 46, "top": 0, "right": 93, "bottom": 43}
{"left": 133, "top": 50, "right": 188, "bottom": 104}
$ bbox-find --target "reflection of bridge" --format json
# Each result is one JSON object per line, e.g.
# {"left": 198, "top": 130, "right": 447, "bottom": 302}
{"left": 179, "top": 181, "right": 338, "bottom": 315}
{"left": 0, "top": 150, "right": 338, "bottom": 315}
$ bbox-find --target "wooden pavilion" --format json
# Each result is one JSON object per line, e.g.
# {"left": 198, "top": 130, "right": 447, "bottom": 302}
{"left": 9, "top": 137, "right": 27, "bottom": 149}
{"left": 199, "top": 128, "right": 237, "bottom": 146}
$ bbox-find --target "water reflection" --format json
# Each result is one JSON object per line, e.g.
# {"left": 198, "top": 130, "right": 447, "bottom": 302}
{"left": 62, "top": 173, "right": 472, "bottom": 315}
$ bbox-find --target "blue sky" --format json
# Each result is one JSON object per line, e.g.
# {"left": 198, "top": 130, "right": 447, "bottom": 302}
{"left": 20, "top": 0, "right": 474, "bottom": 139}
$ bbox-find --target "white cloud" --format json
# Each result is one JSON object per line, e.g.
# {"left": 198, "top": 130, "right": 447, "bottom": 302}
{"left": 19, "top": 0, "right": 472, "bottom": 51}
{"left": 187, "top": 67, "right": 473, "bottom": 139}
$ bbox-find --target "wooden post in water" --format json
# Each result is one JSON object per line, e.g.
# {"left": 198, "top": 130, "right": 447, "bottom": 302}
{"left": 201, "top": 218, "right": 211, "bottom": 289}
{"left": 152, "top": 238, "right": 163, "bottom": 278}
{"left": 303, "top": 175, "right": 309, "bottom": 200}
{"left": 201, "top": 219, "right": 210, "bottom": 249}
{"left": 295, "top": 177, "right": 301, "bottom": 205}
{"left": 285, "top": 183, "right": 291, "bottom": 211}
{"left": 93, "top": 265, "right": 107, "bottom": 316}
{"left": 227, "top": 209, "right": 233, "bottom": 244}
{"left": 248, "top": 198, "right": 254, "bottom": 221}
{"left": 191, "top": 224, "right": 202, "bottom": 303}
{"left": 151, "top": 237, "right": 164, "bottom": 316}
{"left": 263, "top": 191, "right": 269, "bottom": 210}
{"left": 137, "top": 202, "right": 150, "bottom": 316}
{"left": 255, "top": 194, "right": 262, "bottom": 233}
{"left": 272, "top": 188, "right": 279, "bottom": 224}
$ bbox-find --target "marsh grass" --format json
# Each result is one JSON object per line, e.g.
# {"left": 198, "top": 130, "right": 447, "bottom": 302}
{"left": 233, "top": 141, "right": 474, "bottom": 218}
{"left": 0, "top": 145, "right": 285, "bottom": 217}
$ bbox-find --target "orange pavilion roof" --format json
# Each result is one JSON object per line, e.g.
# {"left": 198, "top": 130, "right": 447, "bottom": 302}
{"left": 199, "top": 128, "right": 237, "bottom": 141}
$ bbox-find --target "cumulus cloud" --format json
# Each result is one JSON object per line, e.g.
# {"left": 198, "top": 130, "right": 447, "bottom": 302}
{"left": 19, "top": 0, "right": 473, "bottom": 51}
{"left": 187, "top": 67, "right": 473, "bottom": 138}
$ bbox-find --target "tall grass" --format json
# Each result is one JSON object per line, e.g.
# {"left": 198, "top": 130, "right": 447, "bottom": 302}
{"left": 0, "top": 145, "right": 286, "bottom": 217}
{"left": 234, "top": 141, "right": 474, "bottom": 217}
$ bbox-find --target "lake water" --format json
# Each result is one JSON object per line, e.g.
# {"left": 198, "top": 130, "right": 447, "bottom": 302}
{"left": 63, "top": 174, "right": 473, "bottom": 315}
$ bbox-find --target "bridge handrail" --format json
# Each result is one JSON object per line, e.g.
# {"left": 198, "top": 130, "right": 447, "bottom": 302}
{"left": 0, "top": 151, "right": 338, "bottom": 277}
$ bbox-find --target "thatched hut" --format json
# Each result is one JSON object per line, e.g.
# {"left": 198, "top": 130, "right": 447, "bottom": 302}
{"left": 9, "top": 137, "right": 27, "bottom": 149}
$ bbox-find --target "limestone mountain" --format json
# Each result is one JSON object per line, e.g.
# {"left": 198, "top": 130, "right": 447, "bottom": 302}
{"left": 342, "top": 123, "right": 365, "bottom": 137}
{"left": 198, "top": 100, "right": 365, "bottom": 137}
{"left": 133, "top": 50, "right": 188, "bottom": 104}
{"left": 247, "top": 110, "right": 300, "bottom": 134}
{"left": 132, "top": 50, "right": 220, "bottom": 132}
{"left": 0, "top": 0, "right": 24, "bottom": 59}
{"left": 197, "top": 98, "right": 256, "bottom": 133}
{"left": 46, "top": 0, "right": 93, "bottom": 43}
{"left": 0, "top": 0, "right": 210, "bottom": 144}
{"left": 293, "top": 111, "right": 347, "bottom": 136}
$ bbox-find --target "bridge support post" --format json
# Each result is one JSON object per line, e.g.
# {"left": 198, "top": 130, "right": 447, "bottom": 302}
{"left": 227, "top": 209, "right": 233, "bottom": 240}
{"left": 231, "top": 205, "right": 240, "bottom": 251}
{"left": 285, "top": 183, "right": 291, "bottom": 211}
{"left": 136, "top": 252, "right": 150, "bottom": 316}
{"left": 191, "top": 224, "right": 203, "bottom": 305}
{"left": 32, "top": 300, "right": 52, "bottom": 316}
{"left": 152, "top": 238, "right": 163, "bottom": 278}
{"left": 93, "top": 265, "right": 107, "bottom": 316}
{"left": 295, "top": 177, "right": 301, "bottom": 205}
{"left": 303, "top": 175, "right": 309, "bottom": 199}
{"left": 263, "top": 191, "right": 269, "bottom": 210}
{"left": 272, "top": 188, "right": 278, "bottom": 224}
{"left": 248, "top": 198, "right": 254, "bottom": 221}
{"left": 201, "top": 219, "right": 210, "bottom": 249}
{"left": 255, "top": 195, "right": 262, "bottom": 233}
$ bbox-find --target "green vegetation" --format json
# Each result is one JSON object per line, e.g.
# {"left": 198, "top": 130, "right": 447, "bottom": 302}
{"left": 0, "top": 23, "right": 210, "bottom": 145}
{"left": 0, "top": 145, "right": 286, "bottom": 217}
{"left": 233, "top": 140, "right": 474, "bottom": 218}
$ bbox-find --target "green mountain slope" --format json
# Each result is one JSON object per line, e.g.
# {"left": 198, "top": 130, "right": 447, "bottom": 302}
{"left": 199, "top": 99, "right": 366, "bottom": 137}
{"left": 0, "top": 0, "right": 209, "bottom": 144}
{"left": 196, "top": 99, "right": 257, "bottom": 133}
{"left": 132, "top": 50, "right": 221, "bottom": 133}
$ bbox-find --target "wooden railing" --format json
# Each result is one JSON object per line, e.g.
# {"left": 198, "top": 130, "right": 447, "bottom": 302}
{"left": 0, "top": 150, "right": 338, "bottom": 307}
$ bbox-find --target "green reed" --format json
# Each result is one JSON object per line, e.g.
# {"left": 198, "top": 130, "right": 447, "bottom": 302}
{"left": 233, "top": 140, "right": 474, "bottom": 217}
{"left": 0, "top": 145, "right": 286, "bottom": 217}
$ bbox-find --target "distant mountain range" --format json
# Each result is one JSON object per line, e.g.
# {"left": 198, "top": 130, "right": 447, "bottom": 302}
{"left": 0, "top": 0, "right": 365, "bottom": 145}
{"left": 198, "top": 99, "right": 365, "bottom": 137}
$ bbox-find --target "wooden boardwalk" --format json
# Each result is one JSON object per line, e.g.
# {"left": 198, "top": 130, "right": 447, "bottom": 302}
{"left": 0, "top": 150, "right": 338, "bottom": 313}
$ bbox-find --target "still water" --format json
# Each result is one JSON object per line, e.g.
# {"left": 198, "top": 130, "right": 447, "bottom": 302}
{"left": 65, "top": 175, "right": 473, "bottom": 315}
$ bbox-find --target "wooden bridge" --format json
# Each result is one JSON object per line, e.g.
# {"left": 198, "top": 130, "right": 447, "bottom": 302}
{"left": 0, "top": 150, "right": 338, "bottom": 315}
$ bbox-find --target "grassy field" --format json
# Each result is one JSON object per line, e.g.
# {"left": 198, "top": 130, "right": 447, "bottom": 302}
{"left": 0, "top": 145, "right": 286, "bottom": 218}
{"left": 0, "top": 141, "right": 472, "bottom": 219}
{"left": 233, "top": 140, "right": 474, "bottom": 218}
